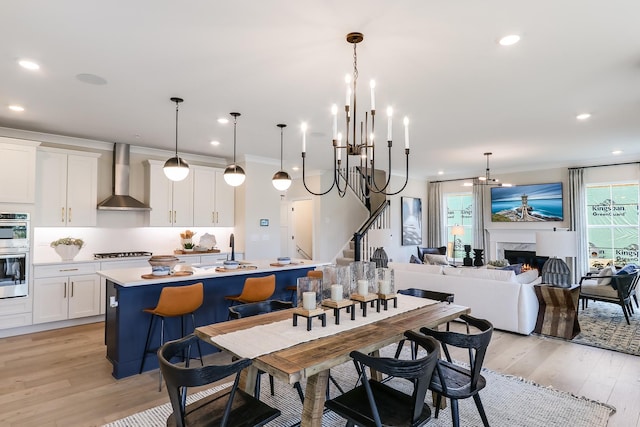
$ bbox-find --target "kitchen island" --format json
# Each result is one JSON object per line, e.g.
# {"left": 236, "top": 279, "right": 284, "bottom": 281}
{"left": 99, "top": 260, "right": 327, "bottom": 379}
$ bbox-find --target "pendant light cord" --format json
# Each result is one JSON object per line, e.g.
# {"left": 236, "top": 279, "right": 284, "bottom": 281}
{"left": 280, "top": 126, "right": 284, "bottom": 170}
{"left": 175, "top": 101, "right": 179, "bottom": 157}
{"left": 233, "top": 115, "right": 237, "bottom": 163}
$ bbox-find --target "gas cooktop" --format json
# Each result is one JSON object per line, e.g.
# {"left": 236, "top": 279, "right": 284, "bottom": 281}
{"left": 94, "top": 251, "right": 152, "bottom": 259}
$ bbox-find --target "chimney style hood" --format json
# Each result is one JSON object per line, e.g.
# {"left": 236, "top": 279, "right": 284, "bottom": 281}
{"left": 97, "top": 143, "right": 151, "bottom": 211}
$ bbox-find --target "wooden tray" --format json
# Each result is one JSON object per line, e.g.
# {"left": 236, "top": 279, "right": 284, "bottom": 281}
{"left": 270, "top": 262, "right": 302, "bottom": 267}
{"left": 215, "top": 265, "right": 258, "bottom": 273}
{"left": 174, "top": 249, "right": 221, "bottom": 254}
{"left": 141, "top": 271, "right": 193, "bottom": 279}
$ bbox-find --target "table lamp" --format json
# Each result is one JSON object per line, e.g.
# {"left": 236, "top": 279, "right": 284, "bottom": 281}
{"left": 535, "top": 229, "right": 577, "bottom": 288}
{"left": 451, "top": 225, "right": 465, "bottom": 265}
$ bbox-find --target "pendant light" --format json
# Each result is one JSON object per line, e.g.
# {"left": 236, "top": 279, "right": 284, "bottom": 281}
{"left": 272, "top": 123, "right": 292, "bottom": 191}
{"left": 224, "top": 112, "right": 246, "bottom": 187}
{"left": 163, "top": 97, "right": 190, "bottom": 181}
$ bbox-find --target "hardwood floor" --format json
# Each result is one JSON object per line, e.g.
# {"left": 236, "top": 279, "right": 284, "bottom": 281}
{"left": 0, "top": 321, "right": 638, "bottom": 427}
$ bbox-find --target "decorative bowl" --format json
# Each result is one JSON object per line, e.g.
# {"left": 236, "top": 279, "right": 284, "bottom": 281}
{"left": 277, "top": 257, "right": 291, "bottom": 265}
{"left": 199, "top": 233, "right": 217, "bottom": 250}
{"left": 148, "top": 255, "right": 179, "bottom": 276}
{"left": 223, "top": 260, "right": 239, "bottom": 270}
{"left": 54, "top": 244, "right": 81, "bottom": 261}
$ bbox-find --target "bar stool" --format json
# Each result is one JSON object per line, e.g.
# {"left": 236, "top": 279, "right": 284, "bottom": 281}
{"left": 287, "top": 270, "right": 322, "bottom": 303}
{"left": 224, "top": 274, "right": 276, "bottom": 306}
{"left": 140, "top": 282, "right": 204, "bottom": 390}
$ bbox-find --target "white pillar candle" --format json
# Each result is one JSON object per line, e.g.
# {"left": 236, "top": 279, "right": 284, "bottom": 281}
{"left": 386, "top": 106, "right": 393, "bottom": 141}
{"left": 403, "top": 116, "right": 410, "bottom": 148}
{"left": 330, "top": 284, "right": 343, "bottom": 301}
{"left": 331, "top": 104, "right": 338, "bottom": 140}
{"left": 302, "top": 291, "right": 316, "bottom": 310}
{"left": 357, "top": 279, "right": 369, "bottom": 296}
{"left": 301, "top": 122, "right": 307, "bottom": 153}
{"left": 378, "top": 280, "right": 391, "bottom": 294}
{"left": 370, "top": 80, "right": 376, "bottom": 111}
{"left": 345, "top": 75, "right": 351, "bottom": 107}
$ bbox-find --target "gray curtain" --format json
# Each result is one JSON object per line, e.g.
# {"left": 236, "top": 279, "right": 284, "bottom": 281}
{"left": 473, "top": 179, "right": 486, "bottom": 251}
{"left": 426, "top": 181, "right": 443, "bottom": 247}
{"left": 569, "top": 168, "right": 587, "bottom": 282}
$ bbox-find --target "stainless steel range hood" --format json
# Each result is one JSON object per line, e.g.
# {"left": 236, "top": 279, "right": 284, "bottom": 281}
{"left": 97, "top": 143, "right": 151, "bottom": 211}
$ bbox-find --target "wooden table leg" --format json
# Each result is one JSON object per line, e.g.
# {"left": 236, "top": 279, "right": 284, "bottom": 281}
{"left": 239, "top": 365, "right": 259, "bottom": 396}
{"left": 301, "top": 369, "right": 329, "bottom": 427}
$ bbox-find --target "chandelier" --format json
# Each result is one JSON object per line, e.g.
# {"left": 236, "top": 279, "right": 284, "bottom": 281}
{"left": 301, "top": 32, "right": 410, "bottom": 197}
{"left": 464, "top": 152, "right": 512, "bottom": 187}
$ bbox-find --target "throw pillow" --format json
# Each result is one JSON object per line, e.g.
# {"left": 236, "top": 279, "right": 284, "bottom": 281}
{"left": 596, "top": 266, "right": 616, "bottom": 286}
{"left": 499, "top": 263, "right": 522, "bottom": 275}
{"left": 617, "top": 263, "right": 639, "bottom": 275}
{"left": 423, "top": 253, "right": 449, "bottom": 266}
{"left": 409, "top": 254, "right": 423, "bottom": 264}
{"left": 515, "top": 268, "right": 539, "bottom": 284}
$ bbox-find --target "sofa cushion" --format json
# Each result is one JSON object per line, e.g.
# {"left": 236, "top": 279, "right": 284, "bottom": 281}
{"left": 514, "top": 269, "right": 539, "bottom": 285}
{"left": 390, "top": 262, "right": 443, "bottom": 275}
{"left": 423, "top": 253, "right": 449, "bottom": 265}
{"left": 409, "top": 254, "right": 423, "bottom": 264}
{"left": 442, "top": 267, "right": 517, "bottom": 283}
{"left": 597, "top": 266, "right": 616, "bottom": 285}
{"left": 581, "top": 281, "right": 618, "bottom": 298}
{"left": 500, "top": 263, "right": 522, "bottom": 275}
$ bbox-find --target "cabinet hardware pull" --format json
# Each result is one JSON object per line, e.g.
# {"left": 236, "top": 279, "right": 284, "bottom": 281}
{"left": 212, "top": 211, "right": 215, "bottom": 223}
{"left": 61, "top": 207, "right": 65, "bottom": 222}
{"left": 68, "top": 207, "right": 72, "bottom": 222}
{"left": 63, "top": 282, "right": 67, "bottom": 298}
{"left": 71, "top": 282, "right": 74, "bottom": 297}
{"left": 59, "top": 268, "right": 79, "bottom": 272}
{"left": 215, "top": 211, "right": 219, "bottom": 223}
{"left": 169, "top": 210, "right": 172, "bottom": 223}
{"left": 174, "top": 210, "right": 177, "bottom": 223}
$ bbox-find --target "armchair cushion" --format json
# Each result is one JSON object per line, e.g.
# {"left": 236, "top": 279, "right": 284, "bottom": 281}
{"left": 423, "top": 253, "right": 449, "bottom": 266}
{"left": 597, "top": 266, "right": 616, "bottom": 286}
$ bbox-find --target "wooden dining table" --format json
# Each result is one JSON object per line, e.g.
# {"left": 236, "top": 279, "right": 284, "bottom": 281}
{"left": 196, "top": 298, "right": 470, "bottom": 427}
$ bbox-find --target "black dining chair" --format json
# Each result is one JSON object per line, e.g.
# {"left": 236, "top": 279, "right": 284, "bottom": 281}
{"left": 420, "top": 314, "right": 493, "bottom": 427}
{"left": 158, "top": 334, "right": 281, "bottom": 427}
{"left": 324, "top": 330, "right": 440, "bottom": 427}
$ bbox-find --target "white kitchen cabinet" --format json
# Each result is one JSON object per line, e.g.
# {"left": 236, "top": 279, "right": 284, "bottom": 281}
{"left": 36, "top": 147, "right": 100, "bottom": 226}
{"left": 193, "top": 167, "right": 235, "bottom": 227}
{"left": 33, "top": 263, "right": 100, "bottom": 324}
{"left": 0, "top": 138, "right": 39, "bottom": 203}
{"left": 145, "top": 160, "right": 194, "bottom": 227}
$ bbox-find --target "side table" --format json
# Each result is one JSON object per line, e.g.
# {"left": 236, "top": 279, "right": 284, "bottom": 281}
{"left": 533, "top": 284, "right": 580, "bottom": 339}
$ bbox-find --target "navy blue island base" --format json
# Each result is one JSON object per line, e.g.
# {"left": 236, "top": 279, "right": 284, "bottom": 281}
{"left": 104, "top": 265, "right": 314, "bottom": 379}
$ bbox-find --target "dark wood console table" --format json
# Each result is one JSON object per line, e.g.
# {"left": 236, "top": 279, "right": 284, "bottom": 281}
{"left": 533, "top": 284, "right": 580, "bottom": 339}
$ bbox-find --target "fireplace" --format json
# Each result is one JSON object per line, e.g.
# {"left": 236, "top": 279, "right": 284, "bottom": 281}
{"left": 503, "top": 250, "right": 548, "bottom": 274}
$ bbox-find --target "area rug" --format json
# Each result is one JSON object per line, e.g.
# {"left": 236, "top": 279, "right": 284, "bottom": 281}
{"left": 104, "top": 347, "right": 615, "bottom": 427}
{"left": 573, "top": 300, "right": 640, "bottom": 355}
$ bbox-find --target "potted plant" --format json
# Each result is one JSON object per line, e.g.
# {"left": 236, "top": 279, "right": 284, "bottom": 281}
{"left": 51, "top": 237, "right": 85, "bottom": 261}
{"left": 180, "top": 230, "right": 196, "bottom": 252}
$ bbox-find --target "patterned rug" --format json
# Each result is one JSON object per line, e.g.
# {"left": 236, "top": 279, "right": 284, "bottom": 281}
{"left": 573, "top": 300, "right": 640, "bottom": 355}
{"left": 104, "top": 346, "right": 615, "bottom": 427}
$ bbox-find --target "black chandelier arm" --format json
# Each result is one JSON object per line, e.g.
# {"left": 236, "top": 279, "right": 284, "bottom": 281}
{"left": 363, "top": 148, "right": 410, "bottom": 196}
{"left": 334, "top": 147, "right": 349, "bottom": 198}
{"left": 365, "top": 141, "right": 394, "bottom": 193}
{"left": 301, "top": 152, "right": 338, "bottom": 196}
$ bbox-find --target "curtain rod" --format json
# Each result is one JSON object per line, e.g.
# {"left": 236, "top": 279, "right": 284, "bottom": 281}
{"left": 568, "top": 160, "right": 640, "bottom": 170}
{"left": 429, "top": 177, "right": 476, "bottom": 184}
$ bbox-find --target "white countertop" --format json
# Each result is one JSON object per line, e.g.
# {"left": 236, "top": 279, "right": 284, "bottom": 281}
{"left": 97, "top": 259, "right": 329, "bottom": 287}
{"left": 32, "top": 251, "right": 233, "bottom": 266}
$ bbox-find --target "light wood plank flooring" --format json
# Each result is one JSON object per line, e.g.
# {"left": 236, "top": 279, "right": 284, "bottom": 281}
{"left": 0, "top": 321, "right": 638, "bottom": 427}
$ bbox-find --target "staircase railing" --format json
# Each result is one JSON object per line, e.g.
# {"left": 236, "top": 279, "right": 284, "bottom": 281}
{"left": 296, "top": 245, "right": 312, "bottom": 260}
{"left": 353, "top": 200, "right": 391, "bottom": 262}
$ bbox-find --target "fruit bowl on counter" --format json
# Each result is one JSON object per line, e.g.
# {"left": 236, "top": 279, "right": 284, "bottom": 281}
{"left": 222, "top": 260, "right": 239, "bottom": 270}
{"left": 148, "top": 255, "right": 179, "bottom": 276}
{"left": 277, "top": 256, "right": 291, "bottom": 265}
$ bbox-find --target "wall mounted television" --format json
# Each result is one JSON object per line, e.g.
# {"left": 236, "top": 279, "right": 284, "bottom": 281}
{"left": 490, "top": 182, "right": 563, "bottom": 222}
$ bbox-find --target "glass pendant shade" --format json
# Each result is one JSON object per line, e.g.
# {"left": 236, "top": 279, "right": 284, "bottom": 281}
{"left": 163, "top": 157, "right": 190, "bottom": 181}
{"left": 224, "top": 164, "right": 246, "bottom": 187}
{"left": 272, "top": 170, "right": 292, "bottom": 191}
{"left": 164, "top": 97, "right": 190, "bottom": 182}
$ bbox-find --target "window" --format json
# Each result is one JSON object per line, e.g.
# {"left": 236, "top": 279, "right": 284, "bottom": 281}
{"left": 445, "top": 192, "right": 473, "bottom": 260}
{"left": 586, "top": 182, "right": 639, "bottom": 268}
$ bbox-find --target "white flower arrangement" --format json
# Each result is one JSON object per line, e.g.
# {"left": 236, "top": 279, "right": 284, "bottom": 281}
{"left": 50, "top": 237, "right": 85, "bottom": 248}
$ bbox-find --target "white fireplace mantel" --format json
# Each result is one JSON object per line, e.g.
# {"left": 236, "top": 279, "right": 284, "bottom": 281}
{"left": 485, "top": 228, "right": 549, "bottom": 261}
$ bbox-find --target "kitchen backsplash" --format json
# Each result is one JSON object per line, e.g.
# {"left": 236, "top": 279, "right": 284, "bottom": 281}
{"left": 33, "top": 227, "right": 234, "bottom": 262}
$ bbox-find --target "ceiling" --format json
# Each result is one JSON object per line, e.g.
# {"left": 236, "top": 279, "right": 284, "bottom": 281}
{"left": 2, "top": 1, "right": 640, "bottom": 182}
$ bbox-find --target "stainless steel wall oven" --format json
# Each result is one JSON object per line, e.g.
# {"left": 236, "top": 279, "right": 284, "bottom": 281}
{"left": 0, "top": 213, "right": 29, "bottom": 298}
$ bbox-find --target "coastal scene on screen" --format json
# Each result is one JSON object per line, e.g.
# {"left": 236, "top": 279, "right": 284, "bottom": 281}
{"left": 491, "top": 183, "right": 563, "bottom": 222}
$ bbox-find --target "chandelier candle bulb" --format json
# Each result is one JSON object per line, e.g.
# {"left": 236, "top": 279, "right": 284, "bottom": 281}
{"left": 403, "top": 116, "right": 410, "bottom": 148}
{"left": 387, "top": 107, "right": 393, "bottom": 141}
{"left": 330, "top": 284, "right": 343, "bottom": 302}
{"left": 370, "top": 80, "right": 376, "bottom": 111}
{"left": 331, "top": 104, "right": 338, "bottom": 139}
{"left": 301, "top": 123, "right": 307, "bottom": 153}
{"left": 357, "top": 279, "right": 369, "bottom": 296}
{"left": 302, "top": 291, "right": 316, "bottom": 310}
{"left": 336, "top": 133, "right": 342, "bottom": 160}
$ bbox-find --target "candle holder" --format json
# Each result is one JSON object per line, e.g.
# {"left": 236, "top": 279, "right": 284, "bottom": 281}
{"left": 321, "top": 265, "right": 355, "bottom": 324}
{"left": 375, "top": 267, "right": 397, "bottom": 312}
{"left": 349, "top": 261, "right": 377, "bottom": 317}
{"left": 293, "top": 277, "right": 326, "bottom": 331}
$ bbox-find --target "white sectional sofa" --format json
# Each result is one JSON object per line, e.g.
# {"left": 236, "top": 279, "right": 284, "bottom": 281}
{"left": 389, "top": 262, "right": 541, "bottom": 335}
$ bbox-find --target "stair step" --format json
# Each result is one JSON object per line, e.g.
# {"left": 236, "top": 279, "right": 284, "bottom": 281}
{"left": 342, "top": 249, "right": 355, "bottom": 258}
{"left": 336, "top": 257, "right": 353, "bottom": 266}
{"left": 349, "top": 241, "right": 355, "bottom": 249}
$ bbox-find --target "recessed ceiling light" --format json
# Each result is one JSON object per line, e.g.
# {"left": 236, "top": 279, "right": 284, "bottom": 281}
{"left": 498, "top": 34, "right": 520, "bottom": 46}
{"left": 210, "top": 140, "right": 220, "bottom": 146}
{"left": 576, "top": 113, "right": 591, "bottom": 120}
{"left": 612, "top": 150, "right": 623, "bottom": 155}
{"left": 437, "top": 170, "right": 444, "bottom": 175}
{"left": 217, "top": 118, "right": 229, "bottom": 124}
{"left": 18, "top": 59, "right": 40, "bottom": 70}
{"left": 8, "top": 105, "right": 25, "bottom": 112}
{"left": 292, "top": 166, "right": 300, "bottom": 171}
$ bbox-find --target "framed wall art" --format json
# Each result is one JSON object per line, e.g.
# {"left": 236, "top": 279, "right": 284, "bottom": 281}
{"left": 401, "top": 196, "right": 422, "bottom": 245}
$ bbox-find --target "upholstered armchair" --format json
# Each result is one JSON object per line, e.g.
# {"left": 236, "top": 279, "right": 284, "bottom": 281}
{"left": 579, "top": 269, "right": 639, "bottom": 325}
